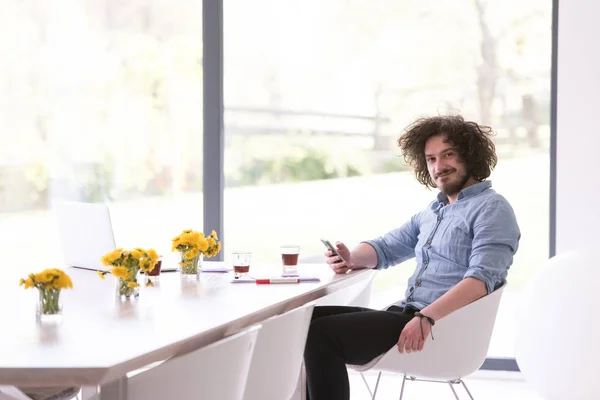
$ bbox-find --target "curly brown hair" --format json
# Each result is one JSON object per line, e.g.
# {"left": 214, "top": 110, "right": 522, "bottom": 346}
{"left": 397, "top": 115, "right": 497, "bottom": 189}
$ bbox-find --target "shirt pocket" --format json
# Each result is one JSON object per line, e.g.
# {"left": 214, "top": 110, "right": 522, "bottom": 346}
{"left": 432, "top": 216, "right": 472, "bottom": 267}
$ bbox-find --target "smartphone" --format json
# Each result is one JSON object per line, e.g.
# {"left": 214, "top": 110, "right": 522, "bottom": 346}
{"left": 320, "top": 239, "right": 347, "bottom": 266}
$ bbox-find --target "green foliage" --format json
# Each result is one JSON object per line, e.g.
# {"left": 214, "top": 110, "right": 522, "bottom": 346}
{"left": 229, "top": 148, "right": 365, "bottom": 187}
{"left": 380, "top": 156, "right": 411, "bottom": 174}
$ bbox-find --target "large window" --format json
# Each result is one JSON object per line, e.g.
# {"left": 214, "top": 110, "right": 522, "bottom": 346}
{"left": 224, "top": 0, "right": 551, "bottom": 359}
{"left": 0, "top": 0, "right": 552, "bottom": 363}
{"left": 0, "top": 0, "right": 203, "bottom": 274}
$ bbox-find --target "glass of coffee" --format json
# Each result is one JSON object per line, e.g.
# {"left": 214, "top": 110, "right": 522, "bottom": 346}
{"left": 232, "top": 251, "right": 252, "bottom": 279}
{"left": 280, "top": 245, "right": 300, "bottom": 276}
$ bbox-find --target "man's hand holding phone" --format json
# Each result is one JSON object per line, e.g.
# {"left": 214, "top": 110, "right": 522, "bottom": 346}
{"left": 321, "top": 239, "right": 353, "bottom": 274}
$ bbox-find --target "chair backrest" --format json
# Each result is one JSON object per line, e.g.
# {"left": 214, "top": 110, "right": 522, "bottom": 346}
{"left": 243, "top": 303, "right": 315, "bottom": 400}
{"left": 314, "top": 270, "right": 375, "bottom": 307}
{"left": 127, "top": 325, "right": 261, "bottom": 400}
{"left": 367, "top": 282, "right": 507, "bottom": 380}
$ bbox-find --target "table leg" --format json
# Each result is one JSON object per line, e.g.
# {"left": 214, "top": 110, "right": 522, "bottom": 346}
{"left": 81, "top": 386, "right": 98, "bottom": 400}
{"left": 99, "top": 377, "right": 127, "bottom": 400}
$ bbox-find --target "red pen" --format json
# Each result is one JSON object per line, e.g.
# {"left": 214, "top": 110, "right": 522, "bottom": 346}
{"left": 256, "top": 277, "right": 320, "bottom": 284}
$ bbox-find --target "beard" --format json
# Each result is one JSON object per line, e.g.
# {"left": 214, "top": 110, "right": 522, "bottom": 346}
{"left": 436, "top": 168, "right": 470, "bottom": 196}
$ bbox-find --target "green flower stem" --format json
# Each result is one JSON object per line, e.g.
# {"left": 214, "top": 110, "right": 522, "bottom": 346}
{"left": 118, "top": 278, "right": 137, "bottom": 297}
{"left": 181, "top": 254, "right": 202, "bottom": 274}
{"left": 38, "top": 288, "right": 61, "bottom": 315}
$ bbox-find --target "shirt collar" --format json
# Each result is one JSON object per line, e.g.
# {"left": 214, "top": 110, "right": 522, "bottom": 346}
{"left": 435, "top": 180, "right": 492, "bottom": 205}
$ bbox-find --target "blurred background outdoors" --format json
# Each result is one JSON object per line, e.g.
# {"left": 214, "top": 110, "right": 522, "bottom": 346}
{"left": 0, "top": 0, "right": 551, "bottom": 358}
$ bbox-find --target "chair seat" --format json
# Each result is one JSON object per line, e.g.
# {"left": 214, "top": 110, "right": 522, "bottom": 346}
{"left": 347, "top": 353, "right": 385, "bottom": 372}
{"left": 19, "top": 387, "right": 80, "bottom": 400}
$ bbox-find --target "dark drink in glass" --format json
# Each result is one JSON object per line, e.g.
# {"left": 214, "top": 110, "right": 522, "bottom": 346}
{"left": 232, "top": 251, "right": 252, "bottom": 279}
{"left": 148, "top": 259, "right": 162, "bottom": 277}
{"left": 234, "top": 265, "right": 250, "bottom": 274}
{"left": 282, "top": 253, "right": 299, "bottom": 266}
{"left": 280, "top": 245, "right": 300, "bottom": 276}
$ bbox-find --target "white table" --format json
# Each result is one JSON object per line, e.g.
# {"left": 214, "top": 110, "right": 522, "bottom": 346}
{"left": 0, "top": 263, "right": 374, "bottom": 393}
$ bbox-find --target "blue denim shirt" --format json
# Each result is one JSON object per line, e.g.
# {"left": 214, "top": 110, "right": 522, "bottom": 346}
{"left": 364, "top": 181, "right": 520, "bottom": 310}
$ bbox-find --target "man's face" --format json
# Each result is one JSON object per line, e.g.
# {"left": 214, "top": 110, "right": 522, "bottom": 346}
{"left": 425, "top": 135, "right": 470, "bottom": 196}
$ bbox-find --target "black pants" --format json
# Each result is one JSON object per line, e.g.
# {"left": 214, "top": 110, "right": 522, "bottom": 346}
{"left": 304, "top": 305, "right": 417, "bottom": 400}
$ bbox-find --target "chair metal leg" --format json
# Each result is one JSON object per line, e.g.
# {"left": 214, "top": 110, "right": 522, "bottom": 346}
{"left": 448, "top": 382, "right": 461, "bottom": 400}
{"left": 359, "top": 372, "right": 373, "bottom": 398}
{"left": 398, "top": 375, "right": 407, "bottom": 400}
{"left": 371, "top": 372, "right": 382, "bottom": 400}
{"left": 460, "top": 380, "right": 475, "bottom": 400}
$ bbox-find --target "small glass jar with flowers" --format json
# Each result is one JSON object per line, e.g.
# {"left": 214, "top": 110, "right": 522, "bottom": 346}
{"left": 172, "top": 229, "right": 221, "bottom": 279}
{"left": 98, "top": 247, "right": 159, "bottom": 299}
{"left": 19, "top": 268, "right": 73, "bottom": 323}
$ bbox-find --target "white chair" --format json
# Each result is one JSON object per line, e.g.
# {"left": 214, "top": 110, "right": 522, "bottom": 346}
{"left": 349, "top": 282, "right": 507, "bottom": 400}
{"left": 314, "top": 270, "right": 376, "bottom": 308}
{"left": 243, "top": 303, "right": 315, "bottom": 400}
{"left": 516, "top": 251, "right": 600, "bottom": 400}
{"left": 92, "top": 325, "right": 261, "bottom": 400}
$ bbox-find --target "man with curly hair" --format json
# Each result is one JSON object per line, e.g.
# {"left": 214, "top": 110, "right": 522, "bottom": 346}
{"left": 304, "top": 115, "right": 521, "bottom": 400}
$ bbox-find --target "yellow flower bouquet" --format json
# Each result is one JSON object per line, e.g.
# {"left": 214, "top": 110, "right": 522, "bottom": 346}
{"left": 172, "top": 229, "right": 221, "bottom": 278}
{"left": 19, "top": 268, "right": 73, "bottom": 321}
{"left": 99, "top": 247, "right": 159, "bottom": 298}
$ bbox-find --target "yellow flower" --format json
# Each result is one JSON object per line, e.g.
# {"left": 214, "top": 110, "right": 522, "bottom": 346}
{"left": 184, "top": 248, "right": 200, "bottom": 260}
{"left": 198, "top": 237, "right": 209, "bottom": 252}
{"left": 178, "top": 232, "right": 192, "bottom": 246}
{"left": 127, "top": 281, "right": 140, "bottom": 288}
{"left": 101, "top": 249, "right": 122, "bottom": 266}
{"left": 54, "top": 272, "right": 73, "bottom": 290}
{"left": 111, "top": 266, "right": 130, "bottom": 279}
{"left": 147, "top": 248, "right": 159, "bottom": 261}
{"left": 97, "top": 271, "right": 105, "bottom": 280}
{"left": 34, "top": 271, "right": 54, "bottom": 284}
{"left": 208, "top": 237, "right": 216, "bottom": 247}
{"left": 139, "top": 259, "right": 154, "bottom": 273}
{"left": 190, "top": 231, "right": 201, "bottom": 244}
{"left": 211, "top": 230, "right": 218, "bottom": 240}
{"left": 131, "top": 249, "right": 144, "bottom": 259}
{"left": 20, "top": 269, "right": 73, "bottom": 290}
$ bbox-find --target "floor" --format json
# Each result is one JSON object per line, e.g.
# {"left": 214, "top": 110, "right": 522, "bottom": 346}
{"left": 348, "top": 370, "right": 544, "bottom": 400}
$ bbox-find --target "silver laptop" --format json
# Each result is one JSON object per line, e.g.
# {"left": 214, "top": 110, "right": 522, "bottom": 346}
{"left": 54, "top": 201, "right": 116, "bottom": 271}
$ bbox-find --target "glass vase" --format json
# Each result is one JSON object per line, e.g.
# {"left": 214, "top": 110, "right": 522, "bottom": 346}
{"left": 116, "top": 277, "right": 140, "bottom": 300}
{"left": 36, "top": 288, "right": 63, "bottom": 323}
{"left": 180, "top": 253, "right": 203, "bottom": 279}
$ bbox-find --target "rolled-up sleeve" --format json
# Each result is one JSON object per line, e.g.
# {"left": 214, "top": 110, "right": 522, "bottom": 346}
{"left": 362, "top": 213, "right": 420, "bottom": 270}
{"left": 465, "top": 200, "right": 520, "bottom": 293}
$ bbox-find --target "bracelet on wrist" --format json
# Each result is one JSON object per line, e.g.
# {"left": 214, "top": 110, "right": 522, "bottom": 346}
{"left": 414, "top": 311, "right": 435, "bottom": 341}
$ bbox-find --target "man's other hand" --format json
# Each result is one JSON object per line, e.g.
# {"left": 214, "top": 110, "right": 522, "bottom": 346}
{"left": 397, "top": 316, "right": 431, "bottom": 353}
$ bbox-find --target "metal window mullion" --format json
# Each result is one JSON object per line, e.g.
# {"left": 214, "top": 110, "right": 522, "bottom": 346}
{"left": 202, "top": 0, "right": 225, "bottom": 260}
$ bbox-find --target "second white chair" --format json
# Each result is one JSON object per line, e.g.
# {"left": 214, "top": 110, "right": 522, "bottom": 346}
{"left": 92, "top": 324, "right": 261, "bottom": 400}
{"left": 243, "top": 302, "right": 315, "bottom": 400}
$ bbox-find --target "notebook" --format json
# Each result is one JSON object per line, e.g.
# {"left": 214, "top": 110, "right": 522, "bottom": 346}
{"left": 54, "top": 201, "right": 117, "bottom": 272}
{"left": 54, "top": 201, "right": 175, "bottom": 273}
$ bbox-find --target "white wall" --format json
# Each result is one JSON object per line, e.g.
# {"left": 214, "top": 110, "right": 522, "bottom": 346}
{"left": 556, "top": 0, "right": 600, "bottom": 253}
